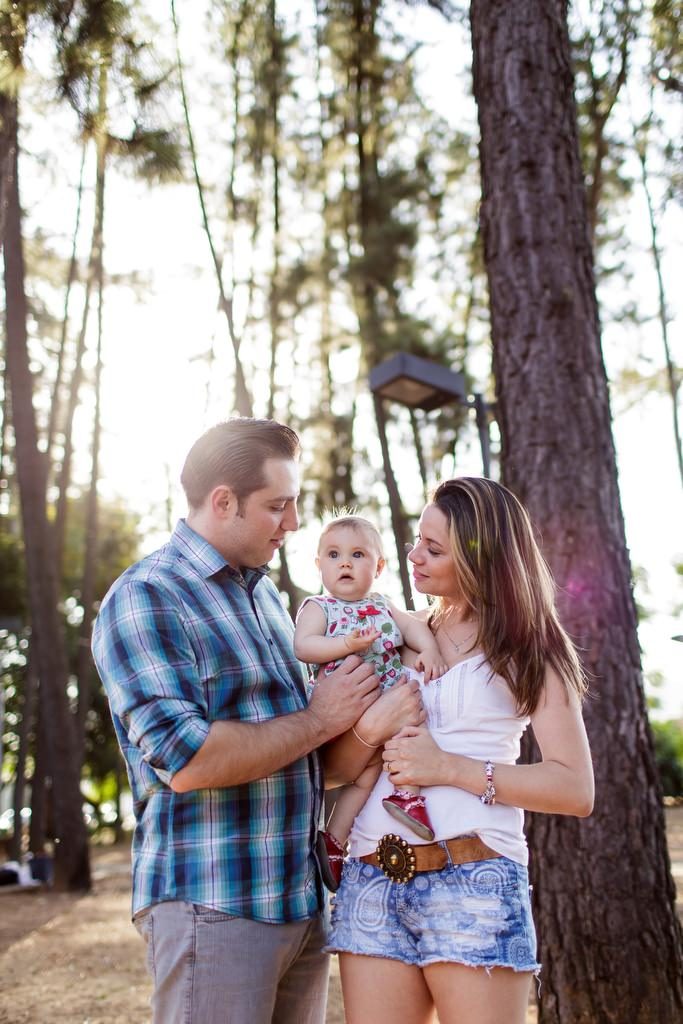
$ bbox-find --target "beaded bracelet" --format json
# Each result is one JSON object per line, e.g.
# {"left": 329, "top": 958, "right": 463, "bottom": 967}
{"left": 480, "top": 760, "right": 496, "bottom": 805}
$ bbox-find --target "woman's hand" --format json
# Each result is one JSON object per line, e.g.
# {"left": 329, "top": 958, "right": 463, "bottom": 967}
{"left": 353, "top": 677, "right": 426, "bottom": 748}
{"left": 382, "top": 725, "right": 451, "bottom": 788}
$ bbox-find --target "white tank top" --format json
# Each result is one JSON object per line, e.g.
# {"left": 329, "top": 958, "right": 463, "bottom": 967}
{"left": 348, "top": 655, "right": 531, "bottom": 865}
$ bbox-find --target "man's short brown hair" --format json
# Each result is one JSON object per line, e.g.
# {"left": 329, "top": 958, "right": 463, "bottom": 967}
{"left": 180, "top": 418, "right": 301, "bottom": 510}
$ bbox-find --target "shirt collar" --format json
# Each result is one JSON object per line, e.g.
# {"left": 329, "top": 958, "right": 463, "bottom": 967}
{"left": 170, "top": 519, "right": 271, "bottom": 583}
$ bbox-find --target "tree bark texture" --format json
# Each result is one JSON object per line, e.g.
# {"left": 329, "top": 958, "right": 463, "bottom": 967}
{"left": 470, "top": 3, "right": 683, "bottom": 1022}
{"left": 2, "top": 96, "right": 90, "bottom": 891}
{"left": 0, "top": 90, "right": 16, "bottom": 251}
{"left": 9, "top": 651, "right": 37, "bottom": 862}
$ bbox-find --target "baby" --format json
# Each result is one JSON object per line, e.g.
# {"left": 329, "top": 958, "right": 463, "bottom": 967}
{"left": 294, "top": 514, "right": 446, "bottom": 891}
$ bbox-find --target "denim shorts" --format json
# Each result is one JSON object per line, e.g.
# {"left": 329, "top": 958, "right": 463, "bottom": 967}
{"left": 325, "top": 853, "right": 540, "bottom": 973}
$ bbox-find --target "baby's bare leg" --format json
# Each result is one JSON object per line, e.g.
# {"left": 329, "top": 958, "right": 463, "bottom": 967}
{"left": 327, "top": 754, "right": 383, "bottom": 845}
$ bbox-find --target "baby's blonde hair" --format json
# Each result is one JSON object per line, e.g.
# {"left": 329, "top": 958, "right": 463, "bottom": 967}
{"left": 317, "top": 513, "right": 384, "bottom": 558}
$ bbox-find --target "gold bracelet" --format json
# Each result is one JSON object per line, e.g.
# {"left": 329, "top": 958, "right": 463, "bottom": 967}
{"left": 352, "top": 726, "right": 379, "bottom": 749}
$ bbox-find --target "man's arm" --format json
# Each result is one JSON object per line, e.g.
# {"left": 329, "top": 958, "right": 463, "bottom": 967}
{"left": 93, "top": 578, "right": 379, "bottom": 793}
{"left": 171, "top": 656, "right": 379, "bottom": 791}
{"left": 322, "top": 675, "right": 426, "bottom": 786}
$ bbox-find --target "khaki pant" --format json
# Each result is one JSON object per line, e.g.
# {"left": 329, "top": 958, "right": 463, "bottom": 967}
{"left": 134, "top": 900, "right": 329, "bottom": 1024}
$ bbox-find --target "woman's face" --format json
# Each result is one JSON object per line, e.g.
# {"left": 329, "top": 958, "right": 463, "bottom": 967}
{"left": 409, "top": 504, "right": 461, "bottom": 601}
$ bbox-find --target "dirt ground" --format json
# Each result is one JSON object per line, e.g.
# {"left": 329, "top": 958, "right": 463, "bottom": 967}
{"left": 1, "top": 806, "right": 681, "bottom": 1024}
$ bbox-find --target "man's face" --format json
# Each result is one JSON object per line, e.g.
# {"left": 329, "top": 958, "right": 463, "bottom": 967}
{"left": 219, "top": 458, "right": 300, "bottom": 568}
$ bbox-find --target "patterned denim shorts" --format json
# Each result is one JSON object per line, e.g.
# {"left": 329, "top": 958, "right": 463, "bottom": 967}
{"left": 325, "top": 854, "right": 540, "bottom": 973}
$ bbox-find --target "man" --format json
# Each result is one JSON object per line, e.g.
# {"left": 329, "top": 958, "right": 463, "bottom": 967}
{"left": 92, "top": 418, "right": 382, "bottom": 1024}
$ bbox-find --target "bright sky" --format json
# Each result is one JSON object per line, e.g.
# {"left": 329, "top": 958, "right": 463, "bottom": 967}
{"left": 20, "top": 2, "right": 683, "bottom": 719}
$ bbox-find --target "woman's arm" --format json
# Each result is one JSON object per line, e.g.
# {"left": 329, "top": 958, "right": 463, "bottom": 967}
{"left": 383, "top": 667, "right": 594, "bottom": 817}
{"left": 294, "top": 599, "right": 380, "bottom": 663}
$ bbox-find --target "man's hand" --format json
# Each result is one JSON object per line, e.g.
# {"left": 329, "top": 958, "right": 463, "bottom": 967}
{"left": 353, "top": 675, "right": 425, "bottom": 747}
{"left": 308, "top": 655, "right": 380, "bottom": 742}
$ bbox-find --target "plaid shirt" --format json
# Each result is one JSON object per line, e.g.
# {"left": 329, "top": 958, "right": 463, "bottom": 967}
{"left": 92, "top": 519, "right": 324, "bottom": 923}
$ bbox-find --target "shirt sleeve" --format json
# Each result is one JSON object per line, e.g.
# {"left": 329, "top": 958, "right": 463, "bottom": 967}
{"left": 92, "top": 579, "right": 211, "bottom": 785}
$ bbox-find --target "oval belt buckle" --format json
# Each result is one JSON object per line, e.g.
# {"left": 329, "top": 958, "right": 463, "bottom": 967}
{"left": 376, "top": 833, "right": 416, "bottom": 883}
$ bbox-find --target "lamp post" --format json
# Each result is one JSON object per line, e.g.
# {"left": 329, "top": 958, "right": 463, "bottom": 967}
{"left": 368, "top": 353, "right": 494, "bottom": 608}
{"left": 368, "top": 352, "right": 493, "bottom": 476}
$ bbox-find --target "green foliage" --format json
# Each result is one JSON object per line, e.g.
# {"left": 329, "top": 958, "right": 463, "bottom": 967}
{"left": 571, "top": 1, "right": 640, "bottom": 250}
{"left": 651, "top": 718, "right": 683, "bottom": 797}
{"left": 0, "top": 499, "right": 140, "bottom": 810}
{"left": 0, "top": 525, "right": 26, "bottom": 623}
{"left": 651, "top": 0, "right": 683, "bottom": 89}
{"left": 197, "top": 0, "right": 480, "bottom": 526}
{"left": 59, "top": 495, "right": 141, "bottom": 604}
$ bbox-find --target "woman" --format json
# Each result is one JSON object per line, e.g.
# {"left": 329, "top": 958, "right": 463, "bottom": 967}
{"left": 323, "top": 477, "right": 594, "bottom": 1024}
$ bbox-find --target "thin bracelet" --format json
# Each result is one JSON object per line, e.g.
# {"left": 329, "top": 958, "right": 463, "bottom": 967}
{"left": 352, "top": 726, "right": 379, "bottom": 749}
{"left": 480, "top": 760, "right": 496, "bottom": 805}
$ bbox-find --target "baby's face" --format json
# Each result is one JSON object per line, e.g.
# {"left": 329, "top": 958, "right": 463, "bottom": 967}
{"left": 317, "top": 526, "right": 384, "bottom": 603}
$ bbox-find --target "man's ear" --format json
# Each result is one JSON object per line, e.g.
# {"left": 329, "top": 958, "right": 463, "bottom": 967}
{"left": 375, "top": 557, "right": 386, "bottom": 578}
{"left": 210, "top": 485, "right": 236, "bottom": 518}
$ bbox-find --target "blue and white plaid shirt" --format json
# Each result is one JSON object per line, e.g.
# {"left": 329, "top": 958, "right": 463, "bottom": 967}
{"left": 92, "top": 518, "right": 324, "bottom": 923}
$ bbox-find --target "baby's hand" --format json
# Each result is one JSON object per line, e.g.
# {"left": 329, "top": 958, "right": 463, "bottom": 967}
{"left": 414, "top": 644, "right": 448, "bottom": 683}
{"left": 343, "top": 627, "right": 381, "bottom": 653}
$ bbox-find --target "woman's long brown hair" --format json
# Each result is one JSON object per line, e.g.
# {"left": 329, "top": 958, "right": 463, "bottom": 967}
{"left": 430, "top": 478, "right": 586, "bottom": 716}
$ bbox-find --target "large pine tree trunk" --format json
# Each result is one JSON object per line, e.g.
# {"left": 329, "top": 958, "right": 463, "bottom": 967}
{"left": 2, "top": 93, "right": 90, "bottom": 891}
{"left": 470, "top": 3, "right": 683, "bottom": 1021}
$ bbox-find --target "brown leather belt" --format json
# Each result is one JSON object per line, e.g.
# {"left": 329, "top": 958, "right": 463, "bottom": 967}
{"left": 359, "top": 833, "right": 500, "bottom": 883}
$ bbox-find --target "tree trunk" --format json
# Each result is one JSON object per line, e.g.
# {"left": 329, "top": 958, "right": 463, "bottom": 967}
{"left": 53, "top": 225, "right": 94, "bottom": 576}
{"left": 0, "top": 86, "right": 16, "bottom": 251}
{"left": 373, "top": 395, "right": 414, "bottom": 609}
{"left": 266, "top": 0, "right": 281, "bottom": 421}
{"left": 344, "top": 1, "right": 413, "bottom": 602}
{"left": 2, "top": 92, "right": 90, "bottom": 891}
{"left": 9, "top": 651, "right": 37, "bottom": 862}
{"left": 46, "top": 135, "right": 88, "bottom": 479}
{"left": 29, "top": 695, "right": 48, "bottom": 855}
{"left": 634, "top": 122, "right": 683, "bottom": 489}
{"left": 75, "top": 62, "right": 106, "bottom": 757}
{"left": 0, "top": 357, "right": 8, "bottom": 491}
{"left": 170, "top": 0, "right": 253, "bottom": 418}
{"left": 470, "top": 3, "right": 683, "bottom": 1021}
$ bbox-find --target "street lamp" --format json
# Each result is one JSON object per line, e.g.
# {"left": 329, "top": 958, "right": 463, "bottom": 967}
{"left": 367, "top": 353, "right": 494, "bottom": 609}
{"left": 368, "top": 352, "right": 493, "bottom": 476}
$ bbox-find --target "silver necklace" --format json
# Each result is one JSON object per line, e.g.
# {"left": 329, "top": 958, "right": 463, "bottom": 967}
{"left": 441, "top": 618, "right": 476, "bottom": 653}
